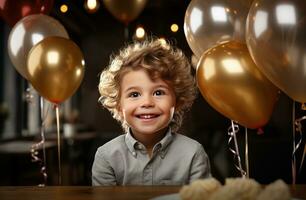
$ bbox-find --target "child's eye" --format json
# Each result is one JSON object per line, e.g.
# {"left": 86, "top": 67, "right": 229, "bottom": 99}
{"left": 154, "top": 90, "right": 166, "bottom": 96}
{"left": 128, "top": 92, "right": 140, "bottom": 98}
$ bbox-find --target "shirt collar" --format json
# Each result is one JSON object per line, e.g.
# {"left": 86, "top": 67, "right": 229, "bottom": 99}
{"left": 125, "top": 129, "right": 138, "bottom": 157}
{"left": 125, "top": 128, "right": 174, "bottom": 157}
{"left": 156, "top": 128, "right": 173, "bottom": 150}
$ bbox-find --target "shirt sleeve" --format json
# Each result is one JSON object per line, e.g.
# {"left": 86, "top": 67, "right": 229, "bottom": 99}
{"left": 92, "top": 148, "right": 117, "bottom": 186}
{"left": 189, "top": 144, "right": 211, "bottom": 182}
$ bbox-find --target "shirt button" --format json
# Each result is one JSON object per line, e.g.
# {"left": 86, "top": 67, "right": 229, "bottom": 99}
{"left": 160, "top": 152, "right": 165, "bottom": 159}
{"left": 132, "top": 151, "right": 136, "bottom": 156}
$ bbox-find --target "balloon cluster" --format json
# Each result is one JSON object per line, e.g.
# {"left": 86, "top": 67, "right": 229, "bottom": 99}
{"left": 1, "top": 1, "right": 85, "bottom": 104}
{"left": 1, "top": 1, "right": 86, "bottom": 185}
{"left": 186, "top": 0, "right": 306, "bottom": 129}
{"left": 246, "top": 0, "right": 306, "bottom": 103}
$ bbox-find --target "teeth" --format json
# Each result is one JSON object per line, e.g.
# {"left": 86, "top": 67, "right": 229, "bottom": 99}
{"left": 139, "top": 114, "right": 156, "bottom": 119}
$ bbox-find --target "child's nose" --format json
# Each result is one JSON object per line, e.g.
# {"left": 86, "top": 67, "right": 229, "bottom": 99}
{"left": 141, "top": 95, "right": 154, "bottom": 108}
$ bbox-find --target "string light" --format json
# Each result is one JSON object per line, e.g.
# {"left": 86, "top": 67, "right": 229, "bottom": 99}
{"left": 135, "top": 26, "right": 146, "bottom": 40}
{"left": 84, "top": 0, "right": 100, "bottom": 13}
{"left": 60, "top": 4, "right": 68, "bottom": 13}
{"left": 170, "top": 23, "right": 179, "bottom": 32}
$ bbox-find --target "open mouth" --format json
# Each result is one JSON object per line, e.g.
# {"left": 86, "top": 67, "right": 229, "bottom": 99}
{"left": 136, "top": 114, "right": 160, "bottom": 119}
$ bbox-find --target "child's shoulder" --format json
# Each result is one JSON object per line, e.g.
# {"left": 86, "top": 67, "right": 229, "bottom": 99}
{"left": 96, "top": 134, "right": 126, "bottom": 153}
{"left": 174, "top": 133, "right": 202, "bottom": 148}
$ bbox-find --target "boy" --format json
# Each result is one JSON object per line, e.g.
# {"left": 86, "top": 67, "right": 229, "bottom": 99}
{"left": 92, "top": 39, "right": 211, "bottom": 185}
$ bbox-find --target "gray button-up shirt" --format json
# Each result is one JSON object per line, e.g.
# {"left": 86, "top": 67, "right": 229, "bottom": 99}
{"left": 92, "top": 129, "right": 211, "bottom": 185}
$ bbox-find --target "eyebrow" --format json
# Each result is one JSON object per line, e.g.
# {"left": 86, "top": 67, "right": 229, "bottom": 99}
{"left": 155, "top": 84, "right": 170, "bottom": 90}
{"left": 123, "top": 86, "right": 140, "bottom": 93}
{"left": 123, "top": 84, "right": 170, "bottom": 93}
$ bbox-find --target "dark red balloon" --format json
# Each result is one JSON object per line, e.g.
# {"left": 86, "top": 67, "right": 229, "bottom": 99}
{"left": 0, "top": 0, "right": 54, "bottom": 26}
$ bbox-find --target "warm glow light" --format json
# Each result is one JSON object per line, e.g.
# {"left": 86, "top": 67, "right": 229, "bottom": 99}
{"left": 190, "top": 7, "right": 203, "bottom": 33}
{"left": 170, "top": 24, "right": 179, "bottom": 32}
{"left": 9, "top": 25, "right": 26, "bottom": 56}
{"left": 85, "top": 0, "right": 99, "bottom": 13}
{"left": 276, "top": 4, "right": 296, "bottom": 25}
{"left": 87, "top": 0, "right": 97, "bottom": 10}
{"left": 47, "top": 51, "right": 59, "bottom": 65}
{"left": 135, "top": 27, "right": 145, "bottom": 39}
{"left": 76, "top": 68, "right": 82, "bottom": 76}
{"left": 211, "top": 6, "right": 227, "bottom": 22}
{"left": 222, "top": 58, "right": 243, "bottom": 74}
{"left": 254, "top": 10, "right": 268, "bottom": 37}
{"left": 203, "top": 58, "right": 216, "bottom": 80}
{"left": 60, "top": 4, "right": 68, "bottom": 13}
{"left": 31, "top": 33, "right": 43, "bottom": 45}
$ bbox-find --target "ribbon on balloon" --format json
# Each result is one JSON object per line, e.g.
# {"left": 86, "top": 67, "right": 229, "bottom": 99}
{"left": 228, "top": 120, "right": 247, "bottom": 178}
{"left": 292, "top": 102, "right": 306, "bottom": 184}
{"left": 8, "top": 14, "right": 76, "bottom": 185}
{"left": 25, "top": 86, "right": 49, "bottom": 186}
{"left": 246, "top": 0, "right": 306, "bottom": 184}
{"left": 195, "top": 41, "right": 278, "bottom": 178}
{"left": 27, "top": 36, "right": 85, "bottom": 185}
{"left": 30, "top": 97, "right": 50, "bottom": 186}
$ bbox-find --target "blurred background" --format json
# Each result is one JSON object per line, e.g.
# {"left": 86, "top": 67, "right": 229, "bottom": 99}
{"left": 0, "top": 0, "right": 305, "bottom": 186}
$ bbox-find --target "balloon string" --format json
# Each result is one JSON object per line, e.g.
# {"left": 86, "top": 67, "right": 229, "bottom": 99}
{"left": 39, "top": 97, "right": 48, "bottom": 185}
{"left": 30, "top": 96, "right": 49, "bottom": 186}
{"left": 300, "top": 145, "right": 306, "bottom": 173}
{"left": 292, "top": 101, "right": 297, "bottom": 185}
{"left": 245, "top": 127, "right": 249, "bottom": 178}
{"left": 292, "top": 101, "right": 304, "bottom": 184}
{"left": 25, "top": 87, "right": 34, "bottom": 103}
{"left": 55, "top": 104, "right": 62, "bottom": 185}
{"left": 294, "top": 115, "right": 306, "bottom": 173}
{"left": 228, "top": 120, "right": 246, "bottom": 177}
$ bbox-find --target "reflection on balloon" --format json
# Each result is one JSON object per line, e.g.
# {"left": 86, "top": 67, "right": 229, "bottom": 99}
{"left": 27, "top": 37, "right": 85, "bottom": 104}
{"left": 103, "top": 0, "right": 147, "bottom": 25}
{"left": 184, "top": 0, "right": 250, "bottom": 58}
{"left": 0, "top": 0, "right": 54, "bottom": 26}
{"left": 197, "top": 41, "right": 278, "bottom": 129}
{"left": 191, "top": 54, "right": 199, "bottom": 70}
{"left": 7, "top": 14, "right": 69, "bottom": 80}
{"left": 246, "top": 0, "right": 306, "bottom": 103}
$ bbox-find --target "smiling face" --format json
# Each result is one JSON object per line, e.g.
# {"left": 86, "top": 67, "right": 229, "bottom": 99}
{"left": 118, "top": 69, "right": 176, "bottom": 141}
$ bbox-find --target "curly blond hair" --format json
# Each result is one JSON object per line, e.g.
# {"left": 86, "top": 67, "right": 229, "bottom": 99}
{"left": 98, "top": 39, "right": 196, "bottom": 133}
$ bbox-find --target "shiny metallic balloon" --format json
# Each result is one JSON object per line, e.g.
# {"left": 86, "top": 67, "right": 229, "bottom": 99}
{"left": 8, "top": 14, "right": 69, "bottom": 80}
{"left": 103, "top": 0, "right": 147, "bottom": 25}
{"left": 246, "top": 0, "right": 306, "bottom": 103}
{"left": 197, "top": 41, "right": 278, "bottom": 129}
{"left": 184, "top": 0, "right": 250, "bottom": 58}
{"left": 27, "top": 37, "right": 85, "bottom": 104}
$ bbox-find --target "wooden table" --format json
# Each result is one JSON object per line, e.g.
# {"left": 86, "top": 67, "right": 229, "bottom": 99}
{"left": 0, "top": 185, "right": 305, "bottom": 200}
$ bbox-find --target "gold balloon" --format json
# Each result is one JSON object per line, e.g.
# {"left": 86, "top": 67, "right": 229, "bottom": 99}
{"left": 27, "top": 37, "right": 85, "bottom": 104}
{"left": 246, "top": 0, "right": 306, "bottom": 103}
{"left": 196, "top": 41, "right": 278, "bottom": 129}
{"left": 184, "top": 0, "right": 250, "bottom": 58}
{"left": 103, "top": 0, "right": 147, "bottom": 25}
{"left": 8, "top": 14, "right": 69, "bottom": 80}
